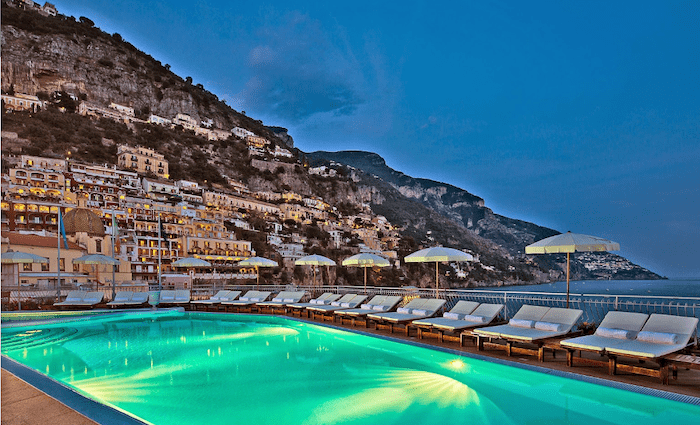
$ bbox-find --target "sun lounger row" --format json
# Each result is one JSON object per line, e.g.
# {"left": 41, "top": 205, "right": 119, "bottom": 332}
{"left": 107, "top": 291, "right": 150, "bottom": 308}
{"left": 54, "top": 290, "right": 104, "bottom": 309}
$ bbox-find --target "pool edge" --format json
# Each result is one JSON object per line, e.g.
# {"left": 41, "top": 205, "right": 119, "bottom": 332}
{"left": 1, "top": 355, "right": 150, "bottom": 425}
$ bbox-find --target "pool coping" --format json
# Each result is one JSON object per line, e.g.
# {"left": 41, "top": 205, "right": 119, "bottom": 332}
{"left": 3, "top": 310, "right": 699, "bottom": 425}
{"left": 1, "top": 356, "right": 150, "bottom": 425}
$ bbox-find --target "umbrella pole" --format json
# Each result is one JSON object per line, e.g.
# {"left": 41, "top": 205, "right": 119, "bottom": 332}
{"left": 435, "top": 261, "right": 439, "bottom": 298}
{"left": 566, "top": 252, "right": 570, "bottom": 308}
{"left": 256, "top": 265, "right": 260, "bottom": 290}
{"left": 364, "top": 267, "right": 367, "bottom": 293}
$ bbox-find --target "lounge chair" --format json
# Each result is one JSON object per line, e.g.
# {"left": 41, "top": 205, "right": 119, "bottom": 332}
{"left": 562, "top": 312, "right": 698, "bottom": 383}
{"left": 190, "top": 290, "right": 241, "bottom": 310}
{"left": 306, "top": 294, "right": 368, "bottom": 321}
{"left": 221, "top": 291, "right": 272, "bottom": 312}
{"left": 122, "top": 291, "right": 150, "bottom": 307}
{"left": 334, "top": 295, "right": 403, "bottom": 327}
{"left": 107, "top": 291, "right": 132, "bottom": 307}
{"left": 55, "top": 291, "right": 103, "bottom": 309}
{"left": 473, "top": 305, "right": 583, "bottom": 361}
{"left": 54, "top": 290, "right": 86, "bottom": 308}
{"left": 158, "top": 290, "right": 190, "bottom": 307}
{"left": 368, "top": 298, "right": 447, "bottom": 335}
{"left": 287, "top": 293, "right": 342, "bottom": 317}
{"left": 410, "top": 302, "right": 504, "bottom": 342}
{"left": 256, "top": 291, "right": 307, "bottom": 314}
{"left": 107, "top": 291, "right": 152, "bottom": 308}
{"left": 561, "top": 311, "right": 649, "bottom": 354}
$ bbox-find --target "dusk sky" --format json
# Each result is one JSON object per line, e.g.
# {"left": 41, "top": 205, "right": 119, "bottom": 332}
{"left": 54, "top": 1, "right": 700, "bottom": 278}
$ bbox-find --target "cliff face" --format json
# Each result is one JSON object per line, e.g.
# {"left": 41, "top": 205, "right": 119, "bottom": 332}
{"left": 0, "top": 8, "right": 286, "bottom": 144}
{"left": 308, "top": 151, "right": 558, "bottom": 256}
{"left": 308, "top": 151, "right": 663, "bottom": 282}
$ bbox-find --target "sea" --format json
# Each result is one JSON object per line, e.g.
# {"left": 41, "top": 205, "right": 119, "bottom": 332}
{"left": 480, "top": 278, "right": 700, "bottom": 298}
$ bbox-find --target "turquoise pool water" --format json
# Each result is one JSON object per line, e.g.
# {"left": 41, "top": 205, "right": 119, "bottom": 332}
{"left": 2, "top": 312, "right": 698, "bottom": 424}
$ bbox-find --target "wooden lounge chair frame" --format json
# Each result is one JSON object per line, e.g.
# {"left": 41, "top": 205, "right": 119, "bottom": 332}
{"left": 473, "top": 306, "right": 583, "bottom": 362}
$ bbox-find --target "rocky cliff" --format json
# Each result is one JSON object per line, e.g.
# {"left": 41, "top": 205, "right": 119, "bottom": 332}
{"left": 0, "top": 6, "right": 286, "bottom": 144}
{"left": 308, "top": 151, "right": 663, "bottom": 282}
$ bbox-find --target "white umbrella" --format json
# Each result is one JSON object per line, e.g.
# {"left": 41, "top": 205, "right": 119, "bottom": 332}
{"left": 2, "top": 249, "right": 49, "bottom": 310}
{"left": 73, "top": 254, "right": 121, "bottom": 298}
{"left": 1, "top": 249, "right": 50, "bottom": 264}
{"left": 295, "top": 254, "right": 336, "bottom": 286}
{"left": 525, "top": 231, "right": 620, "bottom": 307}
{"left": 238, "top": 256, "right": 278, "bottom": 288}
{"left": 171, "top": 257, "right": 212, "bottom": 268}
{"left": 342, "top": 253, "right": 390, "bottom": 292}
{"left": 72, "top": 254, "right": 121, "bottom": 265}
{"left": 404, "top": 247, "right": 474, "bottom": 297}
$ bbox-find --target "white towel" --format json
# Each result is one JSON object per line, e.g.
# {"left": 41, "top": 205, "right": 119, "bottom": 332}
{"left": 396, "top": 307, "right": 411, "bottom": 314}
{"left": 463, "top": 314, "right": 487, "bottom": 323}
{"left": 509, "top": 319, "right": 535, "bottom": 328}
{"left": 412, "top": 309, "right": 427, "bottom": 316}
{"left": 331, "top": 301, "right": 341, "bottom": 306}
{"left": 341, "top": 302, "right": 351, "bottom": 307}
{"left": 595, "top": 327, "right": 633, "bottom": 339}
{"left": 272, "top": 298, "right": 283, "bottom": 302}
{"left": 443, "top": 312, "right": 464, "bottom": 320}
{"left": 372, "top": 305, "right": 386, "bottom": 311}
{"left": 360, "top": 303, "right": 372, "bottom": 309}
{"left": 534, "top": 321, "right": 564, "bottom": 332}
{"left": 249, "top": 297, "right": 260, "bottom": 302}
{"left": 283, "top": 298, "right": 294, "bottom": 303}
{"left": 636, "top": 331, "right": 679, "bottom": 345}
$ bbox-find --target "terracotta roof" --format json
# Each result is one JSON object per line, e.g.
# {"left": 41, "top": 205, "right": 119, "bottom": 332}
{"left": 5, "top": 233, "right": 84, "bottom": 250}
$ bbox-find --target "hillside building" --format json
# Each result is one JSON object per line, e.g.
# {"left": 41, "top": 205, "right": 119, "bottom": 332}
{"left": 1, "top": 93, "right": 45, "bottom": 113}
{"left": 117, "top": 145, "right": 169, "bottom": 179}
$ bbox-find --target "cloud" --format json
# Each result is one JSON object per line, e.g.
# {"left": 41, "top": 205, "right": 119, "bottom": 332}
{"left": 239, "top": 11, "right": 367, "bottom": 122}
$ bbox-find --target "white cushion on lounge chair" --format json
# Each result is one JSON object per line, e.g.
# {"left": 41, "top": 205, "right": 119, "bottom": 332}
{"left": 636, "top": 331, "right": 679, "bottom": 345}
{"left": 449, "top": 301, "right": 480, "bottom": 315}
{"left": 412, "top": 309, "right": 427, "bottom": 316}
{"left": 397, "top": 307, "right": 410, "bottom": 314}
{"left": 283, "top": 298, "right": 294, "bottom": 303}
{"left": 509, "top": 319, "right": 535, "bottom": 328}
{"left": 360, "top": 303, "right": 371, "bottom": 309}
{"left": 534, "top": 321, "right": 564, "bottom": 332}
{"left": 463, "top": 314, "right": 487, "bottom": 323}
{"left": 272, "top": 298, "right": 283, "bottom": 302}
{"left": 340, "top": 302, "right": 351, "bottom": 307}
{"left": 331, "top": 301, "right": 341, "bottom": 306}
{"left": 443, "top": 312, "right": 464, "bottom": 320}
{"left": 595, "top": 327, "right": 633, "bottom": 339}
{"left": 373, "top": 305, "right": 386, "bottom": 311}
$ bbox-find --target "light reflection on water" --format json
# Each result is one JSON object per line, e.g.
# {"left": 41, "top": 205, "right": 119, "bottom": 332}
{"left": 2, "top": 313, "right": 698, "bottom": 425}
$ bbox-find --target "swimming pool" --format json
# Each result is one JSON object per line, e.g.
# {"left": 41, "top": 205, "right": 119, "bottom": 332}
{"left": 2, "top": 311, "right": 699, "bottom": 424}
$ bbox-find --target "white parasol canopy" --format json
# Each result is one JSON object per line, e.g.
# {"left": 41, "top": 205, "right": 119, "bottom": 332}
{"left": 342, "top": 253, "right": 391, "bottom": 292}
{"left": 1, "top": 249, "right": 49, "bottom": 264}
{"left": 295, "top": 254, "right": 336, "bottom": 286}
{"left": 239, "top": 257, "right": 278, "bottom": 288}
{"left": 171, "top": 257, "right": 212, "bottom": 268}
{"left": 404, "top": 247, "right": 474, "bottom": 297}
{"left": 525, "top": 231, "right": 620, "bottom": 307}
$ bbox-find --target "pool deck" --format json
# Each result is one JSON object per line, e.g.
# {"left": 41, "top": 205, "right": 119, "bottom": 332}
{"left": 3, "top": 310, "right": 699, "bottom": 423}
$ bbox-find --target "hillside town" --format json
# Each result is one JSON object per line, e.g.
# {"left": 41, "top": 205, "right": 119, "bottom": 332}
{"left": 1, "top": 82, "right": 410, "bottom": 291}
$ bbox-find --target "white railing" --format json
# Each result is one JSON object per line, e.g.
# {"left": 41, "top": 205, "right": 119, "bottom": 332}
{"left": 6, "top": 285, "right": 699, "bottom": 333}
